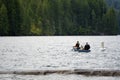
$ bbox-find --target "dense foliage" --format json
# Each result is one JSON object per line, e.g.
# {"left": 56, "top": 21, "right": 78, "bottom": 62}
{"left": 105, "top": 0, "right": 120, "bottom": 34}
{"left": 0, "top": 0, "right": 119, "bottom": 36}
{"left": 105, "top": 0, "right": 120, "bottom": 10}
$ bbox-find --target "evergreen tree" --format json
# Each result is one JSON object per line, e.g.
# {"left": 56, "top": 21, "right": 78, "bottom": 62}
{"left": 2, "top": 0, "right": 22, "bottom": 36}
{"left": 0, "top": 0, "right": 119, "bottom": 36}
{"left": 118, "top": 11, "right": 120, "bottom": 34}
{"left": 0, "top": 4, "right": 9, "bottom": 35}
{"left": 0, "top": 0, "right": 2, "bottom": 8}
{"left": 91, "top": 10, "right": 96, "bottom": 30}
{"left": 103, "top": 8, "right": 118, "bottom": 34}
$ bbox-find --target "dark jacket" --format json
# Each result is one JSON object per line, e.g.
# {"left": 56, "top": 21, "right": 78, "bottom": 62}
{"left": 75, "top": 43, "right": 79, "bottom": 48}
{"left": 84, "top": 44, "right": 90, "bottom": 50}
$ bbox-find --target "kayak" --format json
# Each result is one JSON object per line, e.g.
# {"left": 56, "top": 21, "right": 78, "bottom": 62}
{"left": 73, "top": 47, "right": 91, "bottom": 52}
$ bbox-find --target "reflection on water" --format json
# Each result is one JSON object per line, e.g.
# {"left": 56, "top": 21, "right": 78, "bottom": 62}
{"left": 0, "top": 36, "right": 120, "bottom": 79}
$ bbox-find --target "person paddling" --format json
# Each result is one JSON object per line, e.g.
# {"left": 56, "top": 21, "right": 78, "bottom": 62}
{"left": 84, "top": 42, "right": 90, "bottom": 50}
{"left": 74, "top": 41, "right": 80, "bottom": 49}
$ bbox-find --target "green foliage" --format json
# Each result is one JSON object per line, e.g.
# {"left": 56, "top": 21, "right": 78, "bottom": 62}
{"left": 30, "top": 23, "right": 42, "bottom": 35}
{"left": 118, "top": 11, "right": 120, "bottom": 34}
{"left": 102, "top": 8, "right": 118, "bottom": 34}
{"left": 2, "top": 0, "right": 22, "bottom": 36}
{"left": 0, "top": 0, "right": 2, "bottom": 8}
{"left": 105, "top": 0, "right": 120, "bottom": 10}
{"left": 0, "top": 0, "right": 119, "bottom": 36}
{"left": 0, "top": 4, "right": 9, "bottom": 36}
{"left": 106, "top": 8, "right": 117, "bottom": 34}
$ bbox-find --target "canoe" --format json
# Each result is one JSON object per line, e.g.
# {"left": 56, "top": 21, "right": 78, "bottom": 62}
{"left": 73, "top": 47, "right": 91, "bottom": 52}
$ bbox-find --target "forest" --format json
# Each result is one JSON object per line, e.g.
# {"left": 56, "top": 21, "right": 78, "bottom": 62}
{"left": 0, "top": 0, "right": 119, "bottom": 36}
{"left": 105, "top": 0, "right": 120, "bottom": 10}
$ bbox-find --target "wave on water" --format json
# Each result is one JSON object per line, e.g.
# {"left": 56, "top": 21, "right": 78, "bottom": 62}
{"left": 0, "top": 69, "right": 120, "bottom": 76}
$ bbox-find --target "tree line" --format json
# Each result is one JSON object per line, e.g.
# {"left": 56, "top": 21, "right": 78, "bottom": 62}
{"left": 105, "top": 0, "right": 120, "bottom": 34}
{"left": 105, "top": 0, "right": 120, "bottom": 10}
{"left": 0, "top": 0, "right": 119, "bottom": 36}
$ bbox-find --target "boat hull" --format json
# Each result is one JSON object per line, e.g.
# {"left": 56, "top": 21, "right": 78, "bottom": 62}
{"left": 73, "top": 47, "right": 91, "bottom": 52}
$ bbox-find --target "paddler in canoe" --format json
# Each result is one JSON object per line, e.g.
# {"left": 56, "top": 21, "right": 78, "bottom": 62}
{"left": 84, "top": 42, "right": 90, "bottom": 50}
{"left": 73, "top": 41, "right": 80, "bottom": 50}
{"left": 73, "top": 41, "right": 91, "bottom": 51}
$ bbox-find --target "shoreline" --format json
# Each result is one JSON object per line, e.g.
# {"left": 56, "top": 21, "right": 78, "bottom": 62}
{"left": 0, "top": 69, "right": 120, "bottom": 76}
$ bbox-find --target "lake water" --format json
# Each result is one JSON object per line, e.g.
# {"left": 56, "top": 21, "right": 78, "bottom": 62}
{"left": 0, "top": 36, "right": 120, "bottom": 80}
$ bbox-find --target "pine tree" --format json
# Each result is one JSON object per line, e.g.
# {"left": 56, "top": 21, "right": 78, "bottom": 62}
{"left": 103, "top": 8, "right": 118, "bottom": 34}
{"left": 2, "top": 0, "right": 22, "bottom": 36}
{"left": 0, "top": 4, "right": 9, "bottom": 36}
{"left": 118, "top": 11, "right": 120, "bottom": 34}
